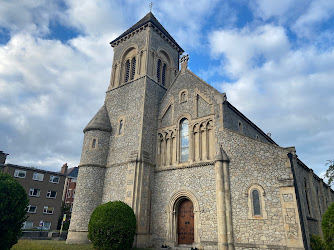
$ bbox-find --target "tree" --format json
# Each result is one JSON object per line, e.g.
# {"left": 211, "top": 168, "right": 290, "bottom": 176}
{"left": 325, "top": 160, "right": 334, "bottom": 186}
{"left": 57, "top": 202, "right": 71, "bottom": 230}
{"left": 0, "top": 172, "right": 29, "bottom": 250}
{"left": 322, "top": 202, "right": 334, "bottom": 249}
{"left": 88, "top": 201, "right": 136, "bottom": 250}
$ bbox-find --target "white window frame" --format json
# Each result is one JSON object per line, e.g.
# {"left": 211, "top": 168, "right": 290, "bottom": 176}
{"left": 72, "top": 189, "right": 75, "bottom": 198}
{"left": 49, "top": 175, "right": 60, "bottom": 184}
{"left": 32, "top": 172, "right": 44, "bottom": 181}
{"left": 22, "top": 221, "right": 34, "bottom": 229}
{"left": 27, "top": 205, "right": 37, "bottom": 214}
{"left": 42, "top": 221, "right": 51, "bottom": 230}
{"left": 46, "top": 190, "right": 57, "bottom": 199}
{"left": 67, "top": 189, "right": 71, "bottom": 198}
{"left": 14, "top": 169, "right": 26, "bottom": 178}
{"left": 43, "top": 206, "right": 54, "bottom": 214}
{"left": 29, "top": 188, "right": 41, "bottom": 197}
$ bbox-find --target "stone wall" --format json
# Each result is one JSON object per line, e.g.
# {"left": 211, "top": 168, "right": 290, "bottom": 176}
{"left": 219, "top": 129, "right": 304, "bottom": 249}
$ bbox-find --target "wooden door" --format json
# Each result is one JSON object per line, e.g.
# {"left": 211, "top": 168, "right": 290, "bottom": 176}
{"left": 178, "top": 199, "right": 194, "bottom": 245}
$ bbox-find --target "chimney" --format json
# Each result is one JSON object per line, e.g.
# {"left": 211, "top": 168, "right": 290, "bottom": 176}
{"left": 0, "top": 151, "right": 9, "bottom": 165}
{"left": 61, "top": 163, "right": 68, "bottom": 174}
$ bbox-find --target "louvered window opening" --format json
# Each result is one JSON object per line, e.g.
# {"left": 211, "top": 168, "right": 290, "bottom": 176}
{"left": 131, "top": 57, "right": 136, "bottom": 80}
{"left": 157, "top": 59, "right": 161, "bottom": 83}
{"left": 125, "top": 60, "right": 130, "bottom": 83}
{"left": 162, "top": 63, "right": 166, "bottom": 86}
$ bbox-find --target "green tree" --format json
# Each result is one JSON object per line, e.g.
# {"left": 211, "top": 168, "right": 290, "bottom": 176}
{"left": 88, "top": 201, "right": 136, "bottom": 250}
{"left": 325, "top": 160, "right": 334, "bottom": 186}
{"left": 57, "top": 202, "right": 71, "bottom": 230}
{"left": 0, "top": 172, "right": 29, "bottom": 250}
{"left": 322, "top": 202, "right": 334, "bottom": 249}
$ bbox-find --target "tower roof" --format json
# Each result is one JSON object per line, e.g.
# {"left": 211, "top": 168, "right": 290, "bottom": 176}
{"left": 83, "top": 104, "right": 112, "bottom": 133}
{"left": 110, "top": 12, "right": 184, "bottom": 53}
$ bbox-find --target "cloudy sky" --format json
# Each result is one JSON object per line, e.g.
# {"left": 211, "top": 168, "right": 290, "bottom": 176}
{"left": 0, "top": 0, "right": 333, "bottom": 177}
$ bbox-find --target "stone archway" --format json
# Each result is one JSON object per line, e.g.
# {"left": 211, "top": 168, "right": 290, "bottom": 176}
{"left": 166, "top": 190, "right": 201, "bottom": 247}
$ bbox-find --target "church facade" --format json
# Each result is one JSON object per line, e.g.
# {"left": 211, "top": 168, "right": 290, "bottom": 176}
{"left": 66, "top": 12, "right": 334, "bottom": 250}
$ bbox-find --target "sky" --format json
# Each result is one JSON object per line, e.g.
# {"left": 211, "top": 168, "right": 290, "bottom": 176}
{"left": 0, "top": 0, "right": 333, "bottom": 178}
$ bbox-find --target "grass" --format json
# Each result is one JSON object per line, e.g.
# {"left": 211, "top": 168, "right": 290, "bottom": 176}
{"left": 12, "top": 240, "right": 153, "bottom": 250}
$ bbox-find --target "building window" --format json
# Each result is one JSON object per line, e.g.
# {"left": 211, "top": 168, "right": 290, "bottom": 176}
{"left": 180, "top": 118, "right": 189, "bottom": 163}
{"left": 29, "top": 188, "right": 41, "bottom": 197}
{"left": 43, "top": 206, "right": 54, "bottom": 214}
{"left": 70, "top": 203, "right": 73, "bottom": 212}
{"left": 162, "top": 63, "right": 166, "bottom": 85}
{"left": 92, "top": 138, "right": 96, "bottom": 149}
{"left": 238, "top": 121, "right": 243, "bottom": 133}
{"left": 252, "top": 189, "right": 261, "bottom": 216}
{"left": 304, "top": 179, "right": 311, "bottom": 216}
{"left": 46, "top": 191, "right": 57, "bottom": 199}
{"left": 248, "top": 184, "right": 267, "bottom": 219}
{"left": 32, "top": 172, "right": 44, "bottom": 181}
{"left": 119, "top": 119, "right": 124, "bottom": 135}
{"left": 27, "top": 205, "right": 37, "bottom": 213}
{"left": 22, "top": 221, "right": 34, "bottom": 229}
{"left": 125, "top": 59, "right": 130, "bottom": 83}
{"left": 67, "top": 190, "right": 71, "bottom": 198}
{"left": 42, "top": 221, "right": 51, "bottom": 230}
{"left": 179, "top": 90, "right": 188, "bottom": 103}
{"left": 73, "top": 190, "right": 75, "bottom": 198}
{"left": 14, "top": 169, "right": 26, "bottom": 178}
{"left": 49, "top": 175, "right": 60, "bottom": 184}
{"left": 131, "top": 57, "right": 136, "bottom": 80}
{"left": 255, "top": 134, "right": 259, "bottom": 140}
{"left": 157, "top": 59, "right": 161, "bottom": 83}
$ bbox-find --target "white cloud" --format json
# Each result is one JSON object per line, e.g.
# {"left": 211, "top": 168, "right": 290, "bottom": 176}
{"left": 208, "top": 23, "right": 334, "bottom": 175}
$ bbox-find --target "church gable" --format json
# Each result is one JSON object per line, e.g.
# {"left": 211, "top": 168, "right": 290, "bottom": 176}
{"left": 159, "top": 68, "right": 222, "bottom": 127}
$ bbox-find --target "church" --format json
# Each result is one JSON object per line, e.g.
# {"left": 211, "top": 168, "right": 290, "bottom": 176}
{"left": 66, "top": 12, "right": 334, "bottom": 250}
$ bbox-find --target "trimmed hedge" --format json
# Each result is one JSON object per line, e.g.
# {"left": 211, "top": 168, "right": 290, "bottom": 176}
{"left": 310, "top": 234, "right": 324, "bottom": 250}
{"left": 0, "top": 172, "right": 29, "bottom": 250}
{"left": 322, "top": 202, "right": 334, "bottom": 250}
{"left": 88, "top": 201, "right": 136, "bottom": 250}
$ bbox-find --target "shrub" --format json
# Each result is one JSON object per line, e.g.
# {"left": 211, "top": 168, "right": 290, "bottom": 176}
{"left": 0, "top": 172, "right": 29, "bottom": 250}
{"left": 88, "top": 201, "right": 136, "bottom": 250}
{"left": 322, "top": 202, "right": 334, "bottom": 250}
{"left": 310, "top": 234, "right": 324, "bottom": 250}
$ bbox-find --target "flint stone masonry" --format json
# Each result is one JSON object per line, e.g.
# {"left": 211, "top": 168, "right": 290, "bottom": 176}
{"left": 67, "top": 12, "right": 332, "bottom": 250}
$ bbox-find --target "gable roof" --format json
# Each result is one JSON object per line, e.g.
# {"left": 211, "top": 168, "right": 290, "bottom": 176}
{"left": 66, "top": 167, "right": 78, "bottom": 178}
{"left": 110, "top": 12, "right": 184, "bottom": 53}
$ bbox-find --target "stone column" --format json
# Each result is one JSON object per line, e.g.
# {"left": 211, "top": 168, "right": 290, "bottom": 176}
{"left": 222, "top": 149, "right": 234, "bottom": 250}
{"left": 215, "top": 149, "right": 228, "bottom": 250}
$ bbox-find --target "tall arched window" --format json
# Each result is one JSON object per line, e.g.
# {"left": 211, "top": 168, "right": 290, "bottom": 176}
{"left": 125, "top": 59, "right": 130, "bottom": 83}
{"left": 162, "top": 63, "right": 166, "bottom": 85}
{"left": 157, "top": 59, "right": 161, "bottom": 83}
{"left": 180, "top": 118, "right": 189, "bottom": 163}
{"left": 252, "top": 189, "right": 261, "bottom": 216}
{"left": 131, "top": 57, "right": 136, "bottom": 80}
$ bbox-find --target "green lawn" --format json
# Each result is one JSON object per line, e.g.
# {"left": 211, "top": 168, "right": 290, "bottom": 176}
{"left": 12, "top": 240, "right": 153, "bottom": 250}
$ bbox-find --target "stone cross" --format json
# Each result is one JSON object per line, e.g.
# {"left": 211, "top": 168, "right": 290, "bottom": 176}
{"left": 181, "top": 54, "right": 189, "bottom": 69}
{"left": 149, "top": 2, "right": 154, "bottom": 12}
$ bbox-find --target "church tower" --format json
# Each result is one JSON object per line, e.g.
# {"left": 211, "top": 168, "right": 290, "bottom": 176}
{"left": 67, "top": 12, "right": 184, "bottom": 247}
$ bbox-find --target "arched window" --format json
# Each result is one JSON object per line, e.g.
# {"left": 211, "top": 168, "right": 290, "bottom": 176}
{"left": 238, "top": 121, "right": 243, "bottom": 133}
{"left": 91, "top": 139, "right": 96, "bottom": 149}
{"left": 157, "top": 59, "right": 161, "bottom": 83}
{"left": 180, "top": 118, "right": 189, "bottom": 163}
{"left": 131, "top": 57, "right": 136, "bottom": 80}
{"left": 248, "top": 184, "right": 267, "bottom": 219}
{"left": 125, "top": 60, "right": 130, "bottom": 83}
{"left": 162, "top": 63, "right": 166, "bottom": 85}
{"left": 252, "top": 189, "right": 261, "bottom": 216}
{"left": 304, "top": 179, "right": 311, "bottom": 216}
{"left": 119, "top": 120, "right": 124, "bottom": 135}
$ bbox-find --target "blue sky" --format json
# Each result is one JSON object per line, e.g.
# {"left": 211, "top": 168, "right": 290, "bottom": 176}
{"left": 0, "top": 0, "right": 333, "bottom": 179}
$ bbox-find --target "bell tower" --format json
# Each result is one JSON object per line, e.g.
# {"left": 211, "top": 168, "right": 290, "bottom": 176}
{"left": 67, "top": 12, "right": 184, "bottom": 247}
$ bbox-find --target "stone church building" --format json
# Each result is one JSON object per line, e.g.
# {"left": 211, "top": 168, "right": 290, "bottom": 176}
{"left": 67, "top": 12, "right": 334, "bottom": 249}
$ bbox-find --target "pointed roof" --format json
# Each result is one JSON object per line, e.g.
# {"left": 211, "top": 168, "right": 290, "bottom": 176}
{"left": 110, "top": 12, "right": 184, "bottom": 53}
{"left": 83, "top": 104, "right": 112, "bottom": 133}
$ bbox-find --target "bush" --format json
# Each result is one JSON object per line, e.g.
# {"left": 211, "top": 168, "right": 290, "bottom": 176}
{"left": 0, "top": 172, "right": 29, "bottom": 250}
{"left": 88, "top": 201, "right": 136, "bottom": 250}
{"left": 322, "top": 202, "right": 334, "bottom": 250}
{"left": 310, "top": 234, "right": 325, "bottom": 250}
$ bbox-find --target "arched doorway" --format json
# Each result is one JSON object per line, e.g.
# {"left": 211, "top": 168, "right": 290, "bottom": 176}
{"left": 178, "top": 199, "right": 194, "bottom": 245}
